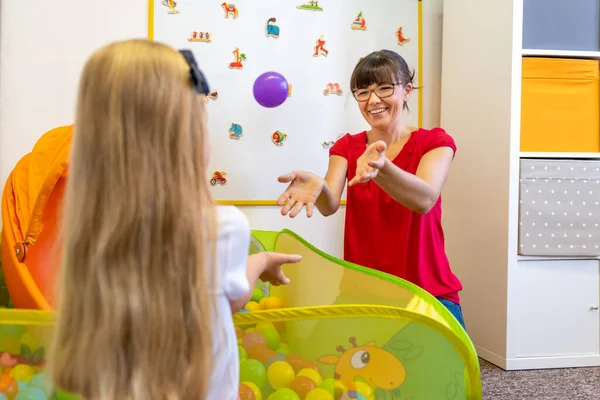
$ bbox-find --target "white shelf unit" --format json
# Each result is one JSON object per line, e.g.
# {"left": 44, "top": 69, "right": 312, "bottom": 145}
{"left": 440, "top": 0, "right": 600, "bottom": 370}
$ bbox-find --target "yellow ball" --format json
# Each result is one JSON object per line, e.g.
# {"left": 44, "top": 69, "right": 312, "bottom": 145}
{"left": 297, "top": 368, "right": 322, "bottom": 386}
{"left": 305, "top": 388, "right": 334, "bottom": 400}
{"left": 355, "top": 380, "right": 374, "bottom": 398}
{"left": 10, "top": 364, "right": 36, "bottom": 382}
{"left": 262, "top": 296, "right": 283, "bottom": 310}
{"left": 267, "top": 360, "right": 295, "bottom": 390}
{"left": 245, "top": 301, "right": 263, "bottom": 311}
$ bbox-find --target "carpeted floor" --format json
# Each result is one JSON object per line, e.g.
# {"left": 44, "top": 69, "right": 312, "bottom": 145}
{"left": 480, "top": 358, "right": 600, "bottom": 399}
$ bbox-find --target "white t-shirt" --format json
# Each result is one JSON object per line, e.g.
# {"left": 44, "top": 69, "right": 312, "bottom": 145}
{"left": 206, "top": 205, "right": 251, "bottom": 400}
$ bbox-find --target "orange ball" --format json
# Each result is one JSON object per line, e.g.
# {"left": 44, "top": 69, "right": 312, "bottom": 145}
{"left": 236, "top": 328, "right": 246, "bottom": 339}
{"left": 290, "top": 375, "right": 317, "bottom": 400}
{"left": 255, "top": 349, "right": 278, "bottom": 364}
{"left": 285, "top": 354, "right": 304, "bottom": 373}
{"left": 242, "top": 332, "right": 266, "bottom": 350}
{"left": 246, "top": 342, "right": 269, "bottom": 359}
{"left": 238, "top": 383, "right": 256, "bottom": 400}
{"left": 273, "top": 321, "right": 286, "bottom": 334}
{"left": 0, "top": 374, "right": 18, "bottom": 400}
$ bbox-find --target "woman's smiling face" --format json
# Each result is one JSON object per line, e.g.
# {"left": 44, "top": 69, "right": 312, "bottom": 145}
{"left": 350, "top": 50, "right": 415, "bottom": 131}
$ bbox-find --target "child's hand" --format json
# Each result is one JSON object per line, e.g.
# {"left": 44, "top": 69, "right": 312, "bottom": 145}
{"left": 259, "top": 252, "right": 302, "bottom": 286}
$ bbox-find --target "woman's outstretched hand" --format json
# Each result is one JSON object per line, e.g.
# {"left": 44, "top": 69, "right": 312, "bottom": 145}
{"left": 348, "top": 140, "right": 387, "bottom": 187}
{"left": 277, "top": 171, "right": 325, "bottom": 218}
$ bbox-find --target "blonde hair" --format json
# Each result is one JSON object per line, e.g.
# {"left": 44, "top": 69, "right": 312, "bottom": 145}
{"left": 47, "top": 39, "right": 216, "bottom": 400}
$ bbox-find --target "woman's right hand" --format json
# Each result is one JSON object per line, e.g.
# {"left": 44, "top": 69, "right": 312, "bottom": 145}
{"left": 277, "top": 171, "right": 325, "bottom": 218}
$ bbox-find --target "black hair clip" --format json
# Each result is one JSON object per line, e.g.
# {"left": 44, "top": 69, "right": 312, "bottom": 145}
{"left": 179, "top": 49, "right": 210, "bottom": 96}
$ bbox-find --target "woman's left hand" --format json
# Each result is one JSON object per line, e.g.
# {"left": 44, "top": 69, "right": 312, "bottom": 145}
{"left": 348, "top": 140, "right": 387, "bottom": 186}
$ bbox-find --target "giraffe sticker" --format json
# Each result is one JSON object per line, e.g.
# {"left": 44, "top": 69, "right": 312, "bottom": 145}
{"left": 228, "top": 48, "right": 246, "bottom": 69}
{"left": 318, "top": 337, "right": 406, "bottom": 398}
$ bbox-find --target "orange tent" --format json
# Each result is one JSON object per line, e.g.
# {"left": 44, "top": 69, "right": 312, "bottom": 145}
{"left": 1, "top": 125, "right": 73, "bottom": 310}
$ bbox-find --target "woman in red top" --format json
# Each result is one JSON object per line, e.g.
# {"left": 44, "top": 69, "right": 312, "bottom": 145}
{"left": 276, "top": 50, "right": 465, "bottom": 329}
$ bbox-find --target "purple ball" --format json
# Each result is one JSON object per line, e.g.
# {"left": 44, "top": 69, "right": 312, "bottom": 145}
{"left": 253, "top": 71, "right": 289, "bottom": 108}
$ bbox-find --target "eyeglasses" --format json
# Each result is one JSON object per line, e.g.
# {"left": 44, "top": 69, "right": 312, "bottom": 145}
{"left": 179, "top": 49, "right": 210, "bottom": 96}
{"left": 352, "top": 83, "right": 401, "bottom": 102}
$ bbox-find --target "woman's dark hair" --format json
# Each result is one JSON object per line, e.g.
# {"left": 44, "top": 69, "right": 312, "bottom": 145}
{"left": 350, "top": 50, "right": 417, "bottom": 111}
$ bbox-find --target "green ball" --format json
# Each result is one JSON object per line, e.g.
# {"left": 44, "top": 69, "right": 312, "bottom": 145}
{"left": 250, "top": 287, "right": 264, "bottom": 303}
{"left": 238, "top": 345, "right": 248, "bottom": 360}
{"left": 270, "top": 388, "right": 300, "bottom": 400}
{"left": 261, "top": 327, "right": 280, "bottom": 351}
{"left": 276, "top": 343, "right": 290, "bottom": 355}
{"left": 239, "top": 359, "right": 267, "bottom": 389}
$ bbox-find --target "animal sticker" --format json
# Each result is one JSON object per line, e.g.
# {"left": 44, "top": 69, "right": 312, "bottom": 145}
{"left": 204, "top": 90, "right": 219, "bottom": 103}
{"left": 229, "top": 48, "right": 246, "bottom": 69}
{"left": 396, "top": 27, "right": 411, "bottom": 45}
{"left": 222, "top": 2, "right": 238, "bottom": 18}
{"left": 318, "top": 337, "right": 406, "bottom": 397}
{"left": 313, "top": 35, "right": 329, "bottom": 57}
{"left": 229, "top": 123, "right": 243, "bottom": 140}
{"left": 323, "top": 83, "right": 343, "bottom": 96}
{"left": 296, "top": 1, "right": 323, "bottom": 11}
{"left": 322, "top": 134, "right": 344, "bottom": 149}
{"left": 351, "top": 11, "right": 367, "bottom": 30}
{"left": 161, "top": 0, "right": 179, "bottom": 14}
{"left": 265, "top": 17, "right": 280, "bottom": 38}
{"left": 210, "top": 171, "right": 227, "bottom": 186}
{"left": 188, "top": 32, "right": 211, "bottom": 43}
{"left": 272, "top": 131, "right": 287, "bottom": 146}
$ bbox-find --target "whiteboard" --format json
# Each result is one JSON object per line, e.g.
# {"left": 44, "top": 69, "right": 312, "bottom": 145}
{"left": 150, "top": 0, "right": 422, "bottom": 203}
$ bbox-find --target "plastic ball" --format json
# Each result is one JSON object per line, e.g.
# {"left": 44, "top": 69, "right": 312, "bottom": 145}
{"left": 255, "top": 322, "right": 275, "bottom": 333}
{"left": 242, "top": 381, "right": 262, "bottom": 400}
{"left": 264, "top": 353, "right": 287, "bottom": 370}
{"left": 276, "top": 343, "right": 290, "bottom": 355}
{"left": 273, "top": 321, "right": 286, "bottom": 335}
{"left": 305, "top": 388, "right": 334, "bottom": 400}
{"left": 261, "top": 328, "right": 281, "bottom": 351}
{"left": 242, "top": 332, "right": 267, "bottom": 350}
{"left": 284, "top": 354, "right": 304, "bottom": 373}
{"left": 355, "top": 381, "right": 374, "bottom": 398}
{"left": 251, "top": 288, "right": 265, "bottom": 303}
{"left": 27, "top": 373, "right": 50, "bottom": 395}
{"left": 267, "top": 361, "right": 295, "bottom": 390}
{"left": 262, "top": 297, "right": 283, "bottom": 310}
{"left": 318, "top": 379, "right": 345, "bottom": 399}
{"left": 297, "top": 361, "right": 320, "bottom": 374}
{"left": 10, "top": 365, "right": 35, "bottom": 384}
{"left": 245, "top": 302, "right": 263, "bottom": 311}
{"left": 0, "top": 393, "right": 6, "bottom": 400}
{"left": 239, "top": 345, "right": 248, "bottom": 360}
{"left": 253, "top": 71, "right": 289, "bottom": 108}
{"left": 267, "top": 387, "right": 300, "bottom": 400}
{"left": 296, "top": 368, "right": 322, "bottom": 387}
{"left": 240, "top": 359, "right": 267, "bottom": 389}
{"left": 0, "top": 373, "right": 17, "bottom": 392}
{"left": 14, "top": 387, "right": 45, "bottom": 400}
{"left": 239, "top": 383, "right": 256, "bottom": 400}
{"left": 289, "top": 375, "right": 317, "bottom": 400}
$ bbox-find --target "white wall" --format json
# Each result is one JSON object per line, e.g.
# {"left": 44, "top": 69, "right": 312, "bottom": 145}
{"left": 0, "top": 0, "right": 443, "bottom": 257}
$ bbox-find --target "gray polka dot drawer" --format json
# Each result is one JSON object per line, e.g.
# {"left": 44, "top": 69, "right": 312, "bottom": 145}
{"left": 519, "top": 158, "right": 600, "bottom": 256}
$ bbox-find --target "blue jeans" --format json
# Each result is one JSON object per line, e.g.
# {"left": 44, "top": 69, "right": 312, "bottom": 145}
{"left": 436, "top": 297, "right": 466, "bottom": 330}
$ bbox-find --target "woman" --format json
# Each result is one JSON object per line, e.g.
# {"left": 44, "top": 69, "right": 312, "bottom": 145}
{"left": 276, "top": 49, "right": 465, "bottom": 329}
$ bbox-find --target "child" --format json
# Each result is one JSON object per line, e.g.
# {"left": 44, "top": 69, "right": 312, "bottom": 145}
{"left": 46, "top": 39, "right": 301, "bottom": 400}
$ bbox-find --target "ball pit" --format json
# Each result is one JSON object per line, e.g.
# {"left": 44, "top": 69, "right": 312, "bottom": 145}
{"left": 0, "top": 315, "right": 76, "bottom": 400}
{"left": 236, "top": 288, "right": 368, "bottom": 400}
